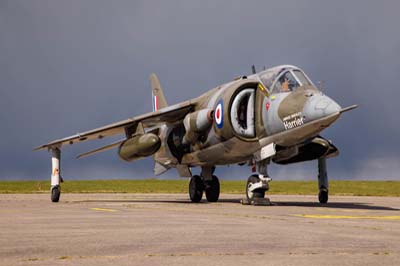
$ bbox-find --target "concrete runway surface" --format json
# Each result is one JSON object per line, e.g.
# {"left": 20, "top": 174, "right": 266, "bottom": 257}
{"left": 1, "top": 193, "right": 399, "bottom": 266}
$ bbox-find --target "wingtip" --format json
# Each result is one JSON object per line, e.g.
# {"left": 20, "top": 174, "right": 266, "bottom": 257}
{"left": 33, "top": 145, "right": 45, "bottom": 151}
{"left": 33, "top": 143, "right": 62, "bottom": 152}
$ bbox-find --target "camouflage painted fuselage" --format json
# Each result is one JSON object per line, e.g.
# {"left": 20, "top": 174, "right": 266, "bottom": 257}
{"left": 154, "top": 65, "right": 342, "bottom": 170}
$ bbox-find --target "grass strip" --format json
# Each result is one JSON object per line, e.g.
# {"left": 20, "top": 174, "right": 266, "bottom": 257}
{"left": 0, "top": 180, "right": 399, "bottom": 196}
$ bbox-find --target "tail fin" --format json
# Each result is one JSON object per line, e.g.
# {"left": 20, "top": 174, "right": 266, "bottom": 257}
{"left": 150, "top": 73, "right": 168, "bottom": 112}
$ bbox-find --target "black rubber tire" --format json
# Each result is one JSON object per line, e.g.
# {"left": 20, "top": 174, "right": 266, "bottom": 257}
{"left": 246, "top": 175, "right": 265, "bottom": 202}
{"left": 189, "top": 175, "right": 204, "bottom": 203}
{"left": 318, "top": 189, "right": 329, "bottom": 204}
{"left": 205, "top": 175, "right": 220, "bottom": 202}
{"left": 51, "top": 186, "right": 61, "bottom": 202}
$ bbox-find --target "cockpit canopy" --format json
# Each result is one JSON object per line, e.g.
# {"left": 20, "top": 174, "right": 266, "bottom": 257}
{"left": 257, "top": 65, "right": 314, "bottom": 93}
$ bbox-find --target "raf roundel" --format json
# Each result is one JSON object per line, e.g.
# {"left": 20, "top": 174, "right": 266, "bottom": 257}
{"left": 214, "top": 100, "right": 224, "bottom": 128}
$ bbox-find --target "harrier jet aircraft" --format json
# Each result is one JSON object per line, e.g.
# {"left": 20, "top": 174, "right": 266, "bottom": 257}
{"left": 35, "top": 65, "right": 357, "bottom": 204}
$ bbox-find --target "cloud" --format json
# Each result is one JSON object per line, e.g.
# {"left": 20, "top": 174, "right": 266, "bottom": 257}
{"left": 0, "top": 0, "right": 399, "bottom": 181}
{"left": 352, "top": 157, "right": 400, "bottom": 180}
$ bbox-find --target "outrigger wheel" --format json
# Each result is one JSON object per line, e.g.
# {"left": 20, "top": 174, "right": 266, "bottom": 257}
{"left": 205, "top": 175, "right": 220, "bottom": 202}
{"left": 51, "top": 185, "right": 61, "bottom": 202}
{"left": 317, "top": 157, "right": 329, "bottom": 204}
{"left": 246, "top": 175, "right": 266, "bottom": 202}
{"left": 318, "top": 187, "right": 329, "bottom": 204}
{"left": 189, "top": 175, "right": 204, "bottom": 203}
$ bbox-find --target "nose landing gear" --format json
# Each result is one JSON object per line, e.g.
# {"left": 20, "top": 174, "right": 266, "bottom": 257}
{"left": 242, "top": 159, "right": 272, "bottom": 205}
{"left": 246, "top": 175, "right": 269, "bottom": 201}
{"left": 243, "top": 174, "right": 271, "bottom": 205}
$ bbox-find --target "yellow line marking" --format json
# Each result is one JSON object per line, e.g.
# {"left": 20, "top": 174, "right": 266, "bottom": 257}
{"left": 315, "top": 208, "right": 370, "bottom": 213}
{"left": 293, "top": 214, "right": 400, "bottom": 220}
{"left": 90, "top": 208, "right": 118, "bottom": 212}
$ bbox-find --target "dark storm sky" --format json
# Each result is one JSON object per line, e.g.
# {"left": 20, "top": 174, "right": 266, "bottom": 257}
{"left": 1, "top": 0, "right": 399, "bottom": 180}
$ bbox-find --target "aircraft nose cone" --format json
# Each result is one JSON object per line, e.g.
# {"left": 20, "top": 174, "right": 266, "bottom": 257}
{"left": 315, "top": 94, "right": 341, "bottom": 115}
{"left": 303, "top": 93, "right": 341, "bottom": 122}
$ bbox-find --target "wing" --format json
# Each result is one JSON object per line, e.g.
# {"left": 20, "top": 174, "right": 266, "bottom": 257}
{"left": 34, "top": 101, "right": 194, "bottom": 151}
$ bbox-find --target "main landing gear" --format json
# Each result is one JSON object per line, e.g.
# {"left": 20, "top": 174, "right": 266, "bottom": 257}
{"left": 189, "top": 166, "right": 220, "bottom": 203}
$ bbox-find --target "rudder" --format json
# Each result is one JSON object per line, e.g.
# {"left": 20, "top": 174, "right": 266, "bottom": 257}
{"left": 150, "top": 73, "right": 168, "bottom": 112}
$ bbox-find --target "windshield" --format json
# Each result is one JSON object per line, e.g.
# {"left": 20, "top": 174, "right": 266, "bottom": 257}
{"left": 272, "top": 69, "right": 312, "bottom": 93}
{"left": 274, "top": 71, "right": 299, "bottom": 92}
{"left": 293, "top": 70, "right": 311, "bottom": 86}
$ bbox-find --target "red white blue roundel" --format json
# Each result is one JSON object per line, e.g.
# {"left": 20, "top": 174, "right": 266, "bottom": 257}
{"left": 214, "top": 100, "right": 224, "bottom": 128}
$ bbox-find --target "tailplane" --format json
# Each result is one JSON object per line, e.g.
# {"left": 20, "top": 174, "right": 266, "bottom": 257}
{"left": 150, "top": 73, "right": 168, "bottom": 112}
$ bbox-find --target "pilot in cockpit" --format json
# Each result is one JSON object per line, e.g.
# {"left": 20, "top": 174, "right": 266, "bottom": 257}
{"left": 279, "top": 76, "right": 290, "bottom": 92}
{"left": 277, "top": 71, "right": 299, "bottom": 92}
{"left": 258, "top": 66, "right": 312, "bottom": 94}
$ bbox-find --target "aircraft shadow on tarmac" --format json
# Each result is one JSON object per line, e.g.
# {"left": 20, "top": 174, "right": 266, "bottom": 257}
{"left": 271, "top": 201, "right": 399, "bottom": 211}
{"left": 77, "top": 198, "right": 399, "bottom": 211}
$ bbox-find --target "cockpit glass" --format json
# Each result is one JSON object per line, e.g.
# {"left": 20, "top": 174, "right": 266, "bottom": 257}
{"left": 259, "top": 70, "right": 275, "bottom": 90}
{"left": 271, "top": 69, "right": 313, "bottom": 93}
{"left": 293, "top": 70, "right": 311, "bottom": 86}
{"left": 258, "top": 67, "right": 313, "bottom": 94}
{"left": 273, "top": 71, "right": 299, "bottom": 92}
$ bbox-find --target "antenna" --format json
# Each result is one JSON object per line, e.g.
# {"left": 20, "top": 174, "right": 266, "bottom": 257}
{"left": 318, "top": 80, "right": 325, "bottom": 91}
{"left": 251, "top": 65, "right": 256, "bottom": 74}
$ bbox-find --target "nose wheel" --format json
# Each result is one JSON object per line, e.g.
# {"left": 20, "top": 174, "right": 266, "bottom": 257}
{"left": 245, "top": 175, "right": 268, "bottom": 202}
{"left": 242, "top": 159, "right": 272, "bottom": 205}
